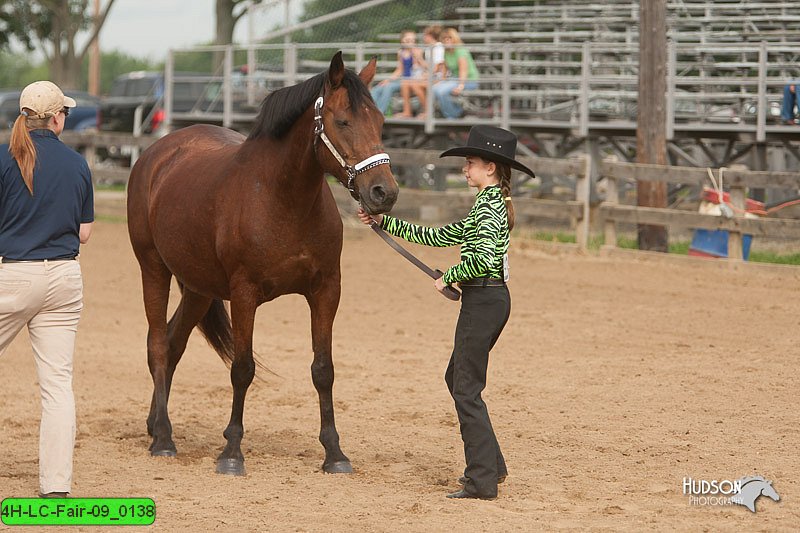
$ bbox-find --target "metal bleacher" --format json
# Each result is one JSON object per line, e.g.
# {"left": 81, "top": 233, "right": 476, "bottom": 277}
{"left": 164, "top": 1, "right": 800, "bottom": 169}
{"left": 372, "top": 0, "right": 800, "bottom": 165}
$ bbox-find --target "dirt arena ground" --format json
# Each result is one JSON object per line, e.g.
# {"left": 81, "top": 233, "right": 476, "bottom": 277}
{"left": 2, "top": 213, "right": 798, "bottom": 532}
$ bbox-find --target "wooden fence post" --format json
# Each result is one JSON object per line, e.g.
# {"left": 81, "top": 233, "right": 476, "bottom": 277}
{"left": 602, "top": 157, "right": 618, "bottom": 249}
{"left": 576, "top": 153, "right": 592, "bottom": 251}
{"left": 83, "top": 134, "right": 97, "bottom": 173}
{"left": 728, "top": 184, "right": 745, "bottom": 260}
{"left": 579, "top": 42, "right": 590, "bottom": 138}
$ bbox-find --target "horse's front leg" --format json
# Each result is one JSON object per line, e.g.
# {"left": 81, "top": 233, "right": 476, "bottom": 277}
{"left": 215, "top": 290, "right": 257, "bottom": 476}
{"left": 307, "top": 276, "right": 352, "bottom": 473}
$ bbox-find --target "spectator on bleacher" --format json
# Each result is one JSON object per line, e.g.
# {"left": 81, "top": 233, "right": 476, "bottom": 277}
{"left": 400, "top": 25, "right": 446, "bottom": 119}
{"left": 433, "top": 27, "right": 479, "bottom": 119}
{"left": 370, "top": 30, "right": 422, "bottom": 116}
{"left": 781, "top": 83, "right": 798, "bottom": 125}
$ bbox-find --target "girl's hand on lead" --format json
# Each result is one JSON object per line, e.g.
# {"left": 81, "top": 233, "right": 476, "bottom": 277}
{"left": 434, "top": 276, "right": 448, "bottom": 293}
{"left": 357, "top": 207, "right": 382, "bottom": 226}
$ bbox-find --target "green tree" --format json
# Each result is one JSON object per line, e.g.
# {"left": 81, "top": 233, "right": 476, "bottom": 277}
{"left": 80, "top": 50, "right": 156, "bottom": 94}
{"left": 292, "top": 0, "right": 470, "bottom": 43}
{"left": 215, "top": 0, "right": 265, "bottom": 46}
{"left": 0, "top": 50, "right": 48, "bottom": 88}
{"left": 270, "top": 0, "right": 476, "bottom": 62}
{"left": 0, "top": 1, "right": 34, "bottom": 51}
{"left": 0, "top": 48, "right": 156, "bottom": 94}
{"left": 2, "top": 0, "right": 117, "bottom": 90}
{"left": 212, "top": 0, "right": 265, "bottom": 71}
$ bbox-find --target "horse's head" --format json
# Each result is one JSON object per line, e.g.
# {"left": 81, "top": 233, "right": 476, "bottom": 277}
{"left": 315, "top": 52, "right": 399, "bottom": 215}
{"left": 733, "top": 476, "right": 781, "bottom": 512}
{"left": 761, "top": 481, "right": 780, "bottom": 502}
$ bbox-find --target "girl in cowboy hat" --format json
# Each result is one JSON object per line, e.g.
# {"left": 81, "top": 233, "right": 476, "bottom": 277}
{"left": 357, "top": 125, "right": 534, "bottom": 500}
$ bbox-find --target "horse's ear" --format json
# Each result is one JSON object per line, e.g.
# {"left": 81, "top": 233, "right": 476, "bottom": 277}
{"left": 328, "top": 51, "right": 345, "bottom": 87}
{"left": 358, "top": 57, "right": 377, "bottom": 86}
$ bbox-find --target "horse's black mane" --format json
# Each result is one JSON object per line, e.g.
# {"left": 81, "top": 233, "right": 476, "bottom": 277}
{"left": 247, "top": 68, "right": 373, "bottom": 141}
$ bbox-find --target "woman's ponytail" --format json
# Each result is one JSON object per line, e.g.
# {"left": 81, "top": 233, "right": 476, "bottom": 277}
{"left": 9, "top": 112, "right": 42, "bottom": 195}
{"left": 497, "top": 162, "right": 515, "bottom": 231}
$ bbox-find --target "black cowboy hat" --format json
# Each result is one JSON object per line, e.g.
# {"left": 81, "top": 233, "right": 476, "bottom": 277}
{"left": 440, "top": 125, "right": 535, "bottom": 178}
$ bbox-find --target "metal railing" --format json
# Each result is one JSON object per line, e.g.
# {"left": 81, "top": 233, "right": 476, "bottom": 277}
{"left": 163, "top": 41, "right": 800, "bottom": 139}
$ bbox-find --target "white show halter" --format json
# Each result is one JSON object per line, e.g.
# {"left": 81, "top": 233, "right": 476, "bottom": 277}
{"left": 313, "top": 96, "right": 391, "bottom": 200}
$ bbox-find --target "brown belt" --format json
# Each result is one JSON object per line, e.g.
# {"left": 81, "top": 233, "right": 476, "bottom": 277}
{"left": 459, "top": 278, "right": 506, "bottom": 287}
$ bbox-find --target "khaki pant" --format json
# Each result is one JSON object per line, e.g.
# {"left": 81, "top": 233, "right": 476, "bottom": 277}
{"left": 0, "top": 259, "right": 83, "bottom": 494}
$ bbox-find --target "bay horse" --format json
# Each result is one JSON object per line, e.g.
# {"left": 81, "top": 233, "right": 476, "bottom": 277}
{"left": 126, "top": 52, "right": 398, "bottom": 476}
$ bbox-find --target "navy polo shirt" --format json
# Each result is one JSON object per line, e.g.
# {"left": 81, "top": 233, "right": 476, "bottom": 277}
{"left": 0, "top": 129, "right": 94, "bottom": 260}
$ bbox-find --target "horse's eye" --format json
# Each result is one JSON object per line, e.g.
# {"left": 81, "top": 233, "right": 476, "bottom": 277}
{"left": 335, "top": 119, "right": 349, "bottom": 128}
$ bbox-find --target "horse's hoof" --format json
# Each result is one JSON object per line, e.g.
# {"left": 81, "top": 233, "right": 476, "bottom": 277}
{"left": 216, "top": 458, "right": 246, "bottom": 476}
{"left": 149, "top": 439, "right": 176, "bottom": 457}
{"left": 150, "top": 448, "right": 177, "bottom": 458}
{"left": 323, "top": 460, "right": 353, "bottom": 474}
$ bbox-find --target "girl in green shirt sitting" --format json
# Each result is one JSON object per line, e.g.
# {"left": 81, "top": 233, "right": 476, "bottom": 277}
{"left": 433, "top": 27, "right": 479, "bottom": 118}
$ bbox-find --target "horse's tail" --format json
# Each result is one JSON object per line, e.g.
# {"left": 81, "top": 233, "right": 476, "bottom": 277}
{"left": 195, "top": 295, "right": 273, "bottom": 378}
{"left": 197, "top": 298, "right": 236, "bottom": 367}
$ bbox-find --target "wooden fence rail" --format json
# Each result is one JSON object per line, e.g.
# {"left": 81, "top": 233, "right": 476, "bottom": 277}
{"left": 1, "top": 131, "right": 797, "bottom": 261}
{"left": 600, "top": 159, "right": 800, "bottom": 259}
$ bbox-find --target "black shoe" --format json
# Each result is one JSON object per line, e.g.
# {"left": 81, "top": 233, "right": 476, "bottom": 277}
{"left": 38, "top": 492, "right": 68, "bottom": 498}
{"left": 458, "top": 474, "right": 507, "bottom": 486}
{"left": 446, "top": 488, "right": 496, "bottom": 500}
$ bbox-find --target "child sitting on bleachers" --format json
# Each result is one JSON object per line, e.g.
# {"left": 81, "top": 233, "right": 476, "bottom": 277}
{"left": 400, "top": 25, "right": 446, "bottom": 119}
{"left": 433, "top": 27, "right": 479, "bottom": 119}
{"left": 371, "top": 30, "right": 422, "bottom": 116}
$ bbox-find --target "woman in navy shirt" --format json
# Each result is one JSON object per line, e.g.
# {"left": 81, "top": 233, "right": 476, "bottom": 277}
{"left": 0, "top": 80, "right": 93, "bottom": 498}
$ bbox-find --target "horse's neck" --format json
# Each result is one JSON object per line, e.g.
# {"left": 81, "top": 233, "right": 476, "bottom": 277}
{"left": 249, "top": 120, "right": 324, "bottom": 194}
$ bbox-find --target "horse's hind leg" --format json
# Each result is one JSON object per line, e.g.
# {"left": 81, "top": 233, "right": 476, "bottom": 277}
{"left": 137, "top": 255, "right": 179, "bottom": 456}
{"left": 146, "top": 287, "right": 213, "bottom": 439}
{"left": 307, "top": 277, "right": 351, "bottom": 473}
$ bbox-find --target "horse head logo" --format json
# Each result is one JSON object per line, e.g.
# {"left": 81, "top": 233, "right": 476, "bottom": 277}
{"left": 730, "top": 476, "right": 780, "bottom": 513}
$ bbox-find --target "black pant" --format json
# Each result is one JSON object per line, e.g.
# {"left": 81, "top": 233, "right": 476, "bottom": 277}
{"left": 444, "top": 284, "right": 511, "bottom": 498}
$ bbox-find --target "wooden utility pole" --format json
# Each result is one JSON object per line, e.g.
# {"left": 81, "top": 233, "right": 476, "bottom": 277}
{"left": 637, "top": 0, "right": 668, "bottom": 251}
{"left": 88, "top": 0, "right": 101, "bottom": 95}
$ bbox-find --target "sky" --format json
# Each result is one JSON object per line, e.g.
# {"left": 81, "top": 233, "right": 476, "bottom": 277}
{"left": 98, "top": 0, "right": 306, "bottom": 61}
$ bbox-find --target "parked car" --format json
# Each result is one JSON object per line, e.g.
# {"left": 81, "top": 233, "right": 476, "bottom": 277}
{"left": 65, "top": 91, "right": 101, "bottom": 130}
{"left": 98, "top": 71, "right": 225, "bottom": 134}
{"left": 0, "top": 88, "right": 99, "bottom": 131}
{"left": 0, "top": 89, "right": 22, "bottom": 129}
{"left": 97, "top": 71, "right": 227, "bottom": 162}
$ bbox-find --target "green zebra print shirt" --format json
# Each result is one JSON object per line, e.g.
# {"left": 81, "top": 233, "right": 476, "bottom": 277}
{"left": 381, "top": 185, "right": 510, "bottom": 284}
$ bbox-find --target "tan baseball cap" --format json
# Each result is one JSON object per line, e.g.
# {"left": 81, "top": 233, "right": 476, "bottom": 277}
{"left": 19, "top": 81, "right": 77, "bottom": 119}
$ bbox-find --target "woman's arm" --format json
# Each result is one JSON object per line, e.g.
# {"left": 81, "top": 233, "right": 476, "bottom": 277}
{"left": 380, "top": 52, "right": 405, "bottom": 86}
{"left": 413, "top": 47, "right": 427, "bottom": 70}
{"left": 451, "top": 55, "right": 469, "bottom": 95}
{"left": 79, "top": 222, "right": 93, "bottom": 244}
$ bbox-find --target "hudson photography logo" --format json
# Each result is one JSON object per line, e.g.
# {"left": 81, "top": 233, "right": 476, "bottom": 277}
{"left": 682, "top": 476, "right": 780, "bottom": 513}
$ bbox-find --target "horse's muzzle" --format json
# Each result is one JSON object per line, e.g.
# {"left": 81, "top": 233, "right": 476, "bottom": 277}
{"left": 361, "top": 181, "right": 398, "bottom": 214}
